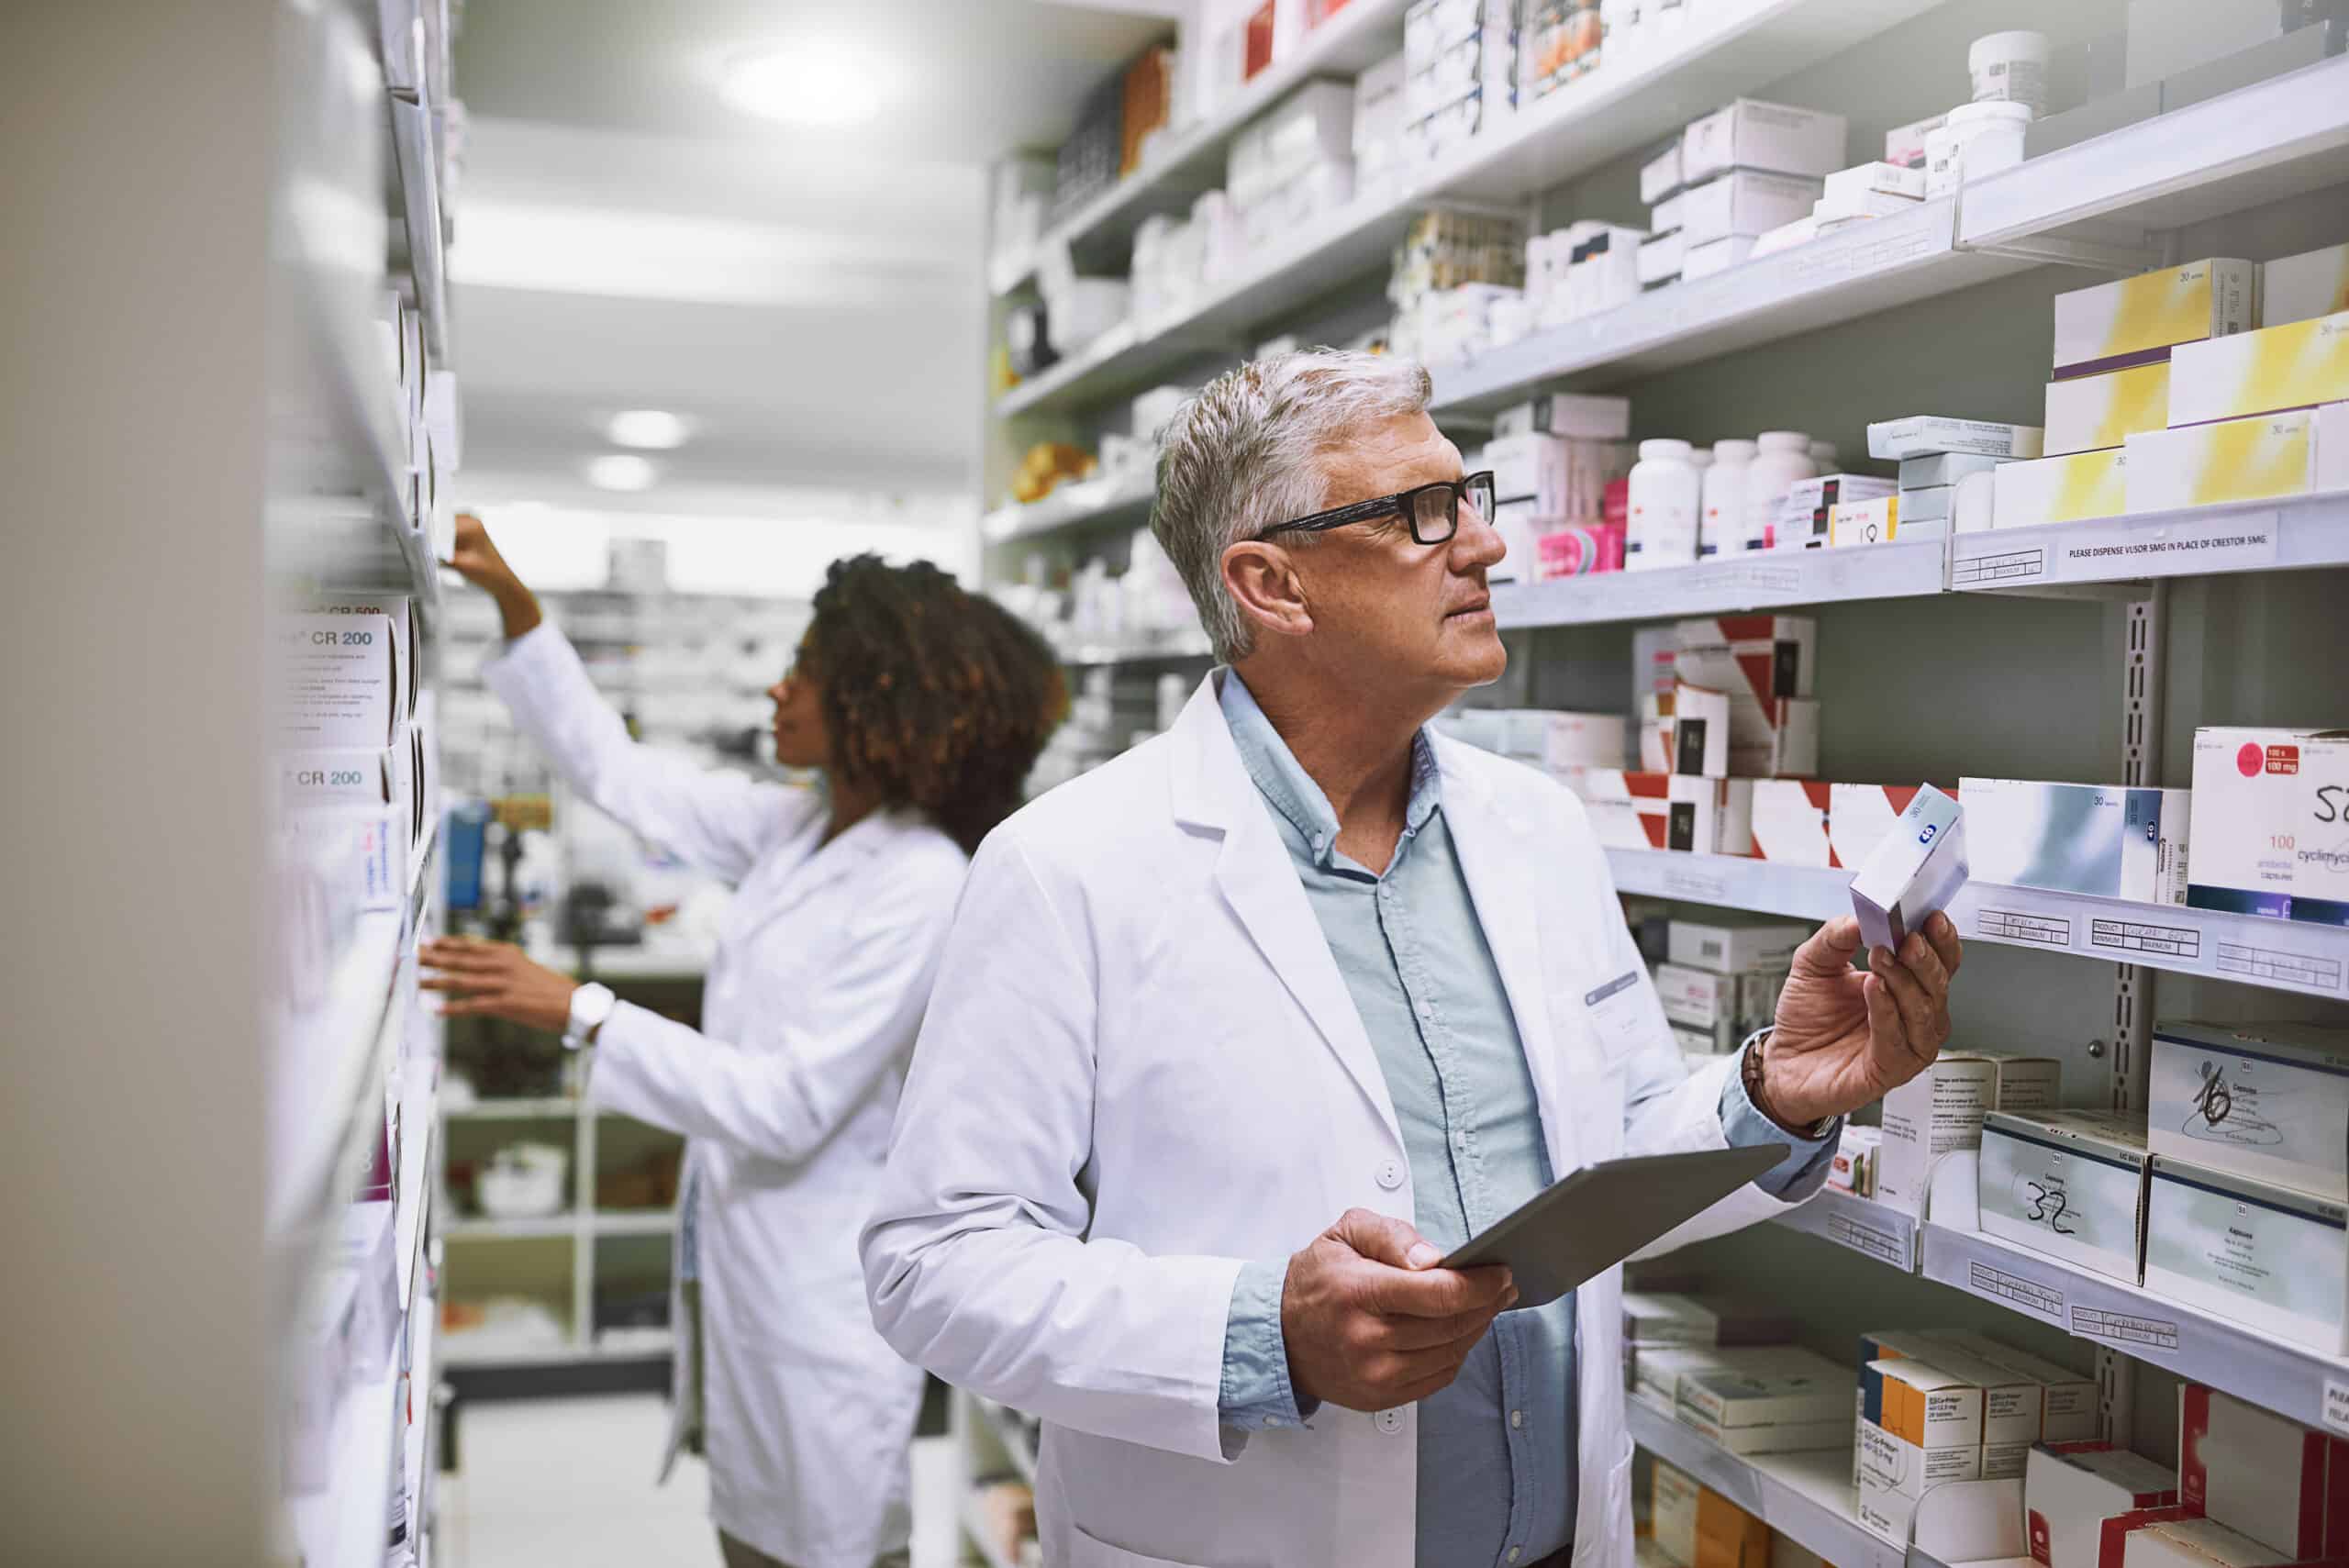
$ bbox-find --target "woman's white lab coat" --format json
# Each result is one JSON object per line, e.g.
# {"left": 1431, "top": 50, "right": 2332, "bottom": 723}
{"left": 485, "top": 625, "right": 967, "bottom": 1568}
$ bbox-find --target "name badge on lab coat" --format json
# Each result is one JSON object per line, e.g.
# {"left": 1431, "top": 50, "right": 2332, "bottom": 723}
{"left": 1582, "top": 970, "right": 1650, "bottom": 1061}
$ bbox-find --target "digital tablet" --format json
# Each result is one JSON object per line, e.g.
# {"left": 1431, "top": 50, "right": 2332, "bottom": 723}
{"left": 1440, "top": 1144, "right": 1786, "bottom": 1308}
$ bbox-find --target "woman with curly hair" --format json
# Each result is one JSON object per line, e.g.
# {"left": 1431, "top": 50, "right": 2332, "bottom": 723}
{"left": 423, "top": 517, "right": 1063, "bottom": 1568}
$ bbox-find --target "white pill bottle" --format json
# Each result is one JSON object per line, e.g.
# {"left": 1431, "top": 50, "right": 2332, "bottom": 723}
{"left": 1627, "top": 439, "right": 1701, "bottom": 570}
{"left": 1742, "top": 430, "right": 1817, "bottom": 550}
{"left": 1699, "top": 439, "right": 1755, "bottom": 558}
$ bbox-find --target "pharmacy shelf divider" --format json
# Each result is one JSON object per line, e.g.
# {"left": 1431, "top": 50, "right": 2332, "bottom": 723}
{"left": 983, "top": 472, "right": 1158, "bottom": 544}
{"left": 1493, "top": 539, "right": 1949, "bottom": 628}
{"left": 388, "top": 95, "right": 449, "bottom": 365}
{"left": 1605, "top": 848, "right": 2349, "bottom": 1003}
{"left": 993, "top": 0, "right": 1946, "bottom": 420}
{"left": 1431, "top": 200, "right": 2029, "bottom": 413}
{"left": 1957, "top": 54, "right": 2349, "bottom": 262}
{"left": 1772, "top": 1186, "right": 1920, "bottom": 1273}
{"left": 1919, "top": 1222, "right": 2349, "bottom": 1435}
{"left": 1950, "top": 492, "right": 2349, "bottom": 593}
{"left": 1627, "top": 1401, "right": 1907, "bottom": 1568}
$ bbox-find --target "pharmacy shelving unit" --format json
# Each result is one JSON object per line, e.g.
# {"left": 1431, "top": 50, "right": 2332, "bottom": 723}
{"left": 262, "top": 2, "right": 463, "bottom": 1562}
{"left": 968, "top": 5, "right": 2349, "bottom": 1564}
{"left": 436, "top": 1093, "right": 684, "bottom": 1372}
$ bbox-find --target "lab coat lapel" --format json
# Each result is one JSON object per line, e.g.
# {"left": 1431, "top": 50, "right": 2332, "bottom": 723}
{"left": 1168, "top": 678, "right": 1403, "bottom": 1146}
{"left": 727, "top": 806, "right": 890, "bottom": 947}
{"left": 1437, "top": 742, "right": 1565, "bottom": 1146}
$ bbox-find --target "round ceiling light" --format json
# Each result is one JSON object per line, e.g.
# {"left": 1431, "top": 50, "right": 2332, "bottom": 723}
{"left": 586, "top": 453, "right": 659, "bottom": 492}
{"left": 605, "top": 409, "right": 693, "bottom": 450}
{"left": 719, "top": 43, "right": 883, "bottom": 127}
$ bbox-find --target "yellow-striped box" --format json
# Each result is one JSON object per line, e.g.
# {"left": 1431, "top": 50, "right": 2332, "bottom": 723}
{"left": 2167, "top": 309, "right": 2349, "bottom": 426}
{"left": 2124, "top": 410, "right": 2317, "bottom": 512}
{"left": 1991, "top": 449, "right": 2129, "bottom": 527}
{"left": 2044, "top": 361, "right": 2170, "bottom": 455}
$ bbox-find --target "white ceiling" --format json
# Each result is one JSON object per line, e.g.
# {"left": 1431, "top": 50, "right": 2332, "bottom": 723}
{"left": 447, "top": 1, "right": 1177, "bottom": 514}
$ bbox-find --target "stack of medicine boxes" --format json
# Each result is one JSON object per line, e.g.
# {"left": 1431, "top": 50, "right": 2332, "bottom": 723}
{"left": 1654, "top": 915, "right": 1808, "bottom": 1066}
{"left": 1675, "top": 99, "right": 1846, "bottom": 284}
{"left": 1403, "top": 0, "right": 1516, "bottom": 164}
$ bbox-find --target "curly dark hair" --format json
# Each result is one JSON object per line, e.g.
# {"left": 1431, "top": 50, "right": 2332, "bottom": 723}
{"left": 800, "top": 554, "right": 1067, "bottom": 854}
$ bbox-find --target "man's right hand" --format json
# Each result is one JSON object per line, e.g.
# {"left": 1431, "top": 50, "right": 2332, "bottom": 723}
{"left": 444, "top": 513, "right": 542, "bottom": 640}
{"left": 1281, "top": 1208, "right": 1517, "bottom": 1412}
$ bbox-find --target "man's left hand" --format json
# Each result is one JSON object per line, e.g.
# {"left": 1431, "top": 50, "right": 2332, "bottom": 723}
{"left": 419, "top": 936, "right": 578, "bottom": 1033}
{"left": 1759, "top": 914, "right": 1962, "bottom": 1129}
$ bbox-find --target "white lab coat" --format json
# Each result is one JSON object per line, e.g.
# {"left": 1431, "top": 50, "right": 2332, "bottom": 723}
{"left": 863, "top": 673, "right": 1802, "bottom": 1568}
{"left": 486, "top": 626, "right": 965, "bottom": 1568}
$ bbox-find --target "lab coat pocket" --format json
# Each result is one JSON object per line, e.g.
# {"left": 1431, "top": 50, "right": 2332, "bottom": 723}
{"left": 1576, "top": 967, "right": 1657, "bottom": 1068}
{"left": 1066, "top": 1525, "right": 1214, "bottom": 1567}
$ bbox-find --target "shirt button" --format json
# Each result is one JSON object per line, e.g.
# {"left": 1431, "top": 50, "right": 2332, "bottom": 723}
{"left": 1375, "top": 1159, "right": 1405, "bottom": 1191}
{"left": 1375, "top": 1408, "right": 1406, "bottom": 1435}
{"left": 1508, "top": 1550, "right": 1523, "bottom": 1563}
{"left": 1264, "top": 1416, "right": 1278, "bottom": 1429}
{"left": 1510, "top": 1409, "right": 1524, "bottom": 1429}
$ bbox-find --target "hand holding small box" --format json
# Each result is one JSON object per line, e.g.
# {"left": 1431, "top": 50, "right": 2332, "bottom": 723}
{"left": 1758, "top": 913, "right": 1964, "bottom": 1129}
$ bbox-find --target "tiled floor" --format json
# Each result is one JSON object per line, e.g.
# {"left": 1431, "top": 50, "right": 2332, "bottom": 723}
{"left": 434, "top": 1395, "right": 961, "bottom": 1568}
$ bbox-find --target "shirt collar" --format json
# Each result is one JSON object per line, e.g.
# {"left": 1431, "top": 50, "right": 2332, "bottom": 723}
{"left": 1218, "top": 669, "right": 1442, "bottom": 871}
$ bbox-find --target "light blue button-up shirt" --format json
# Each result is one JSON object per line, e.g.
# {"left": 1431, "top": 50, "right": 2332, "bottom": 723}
{"left": 1213, "top": 672, "right": 1835, "bottom": 1568}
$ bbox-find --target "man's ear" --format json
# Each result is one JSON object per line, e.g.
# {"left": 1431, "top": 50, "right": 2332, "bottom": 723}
{"left": 1220, "top": 539, "right": 1313, "bottom": 641}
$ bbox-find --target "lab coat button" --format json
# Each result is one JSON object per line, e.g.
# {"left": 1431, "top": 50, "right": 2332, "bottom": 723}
{"left": 1508, "top": 1550, "right": 1523, "bottom": 1563}
{"left": 1375, "top": 1159, "right": 1405, "bottom": 1190}
{"left": 1375, "top": 1408, "right": 1405, "bottom": 1435}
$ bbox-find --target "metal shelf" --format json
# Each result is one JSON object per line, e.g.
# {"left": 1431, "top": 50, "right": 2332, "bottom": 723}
{"left": 1958, "top": 55, "right": 2349, "bottom": 262}
{"left": 1920, "top": 1223, "right": 2349, "bottom": 1434}
{"left": 442, "top": 1096, "right": 581, "bottom": 1120}
{"left": 1775, "top": 1187, "right": 1920, "bottom": 1273}
{"left": 1604, "top": 849, "right": 2349, "bottom": 1002}
{"left": 1494, "top": 539, "right": 1948, "bottom": 628}
{"left": 1951, "top": 492, "right": 2349, "bottom": 593}
{"left": 439, "top": 1331, "right": 673, "bottom": 1370}
{"left": 1433, "top": 200, "right": 2027, "bottom": 413}
{"left": 441, "top": 1214, "right": 575, "bottom": 1240}
{"left": 592, "top": 1210, "right": 677, "bottom": 1237}
{"left": 1000, "top": 0, "right": 1410, "bottom": 280}
{"left": 984, "top": 473, "right": 1157, "bottom": 544}
{"left": 1627, "top": 1401, "right": 1904, "bottom": 1568}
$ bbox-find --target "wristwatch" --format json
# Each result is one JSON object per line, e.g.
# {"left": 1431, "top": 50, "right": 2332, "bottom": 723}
{"left": 1742, "top": 1028, "right": 1836, "bottom": 1140}
{"left": 563, "top": 982, "right": 618, "bottom": 1051}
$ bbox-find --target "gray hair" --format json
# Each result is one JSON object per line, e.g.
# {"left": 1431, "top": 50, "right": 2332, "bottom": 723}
{"left": 1151, "top": 349, "right": 1433, "bottom": 663}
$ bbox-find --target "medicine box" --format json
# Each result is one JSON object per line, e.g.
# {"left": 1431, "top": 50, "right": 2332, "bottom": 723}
{"left": 1621, "top": 1293, "right": 1795, "bottom": 1347}
{"left": 1830, "top": 1124, "right": 1880, "bottom": 1196}
{"left": 1673, "top": 1412, "right": 1854, "bottom": 1455}
{"left": 2121, "top": 1516, "right": 2320, "bottom": 1568}
{"left": 1901, "top": 1343, "right": 2042, "bottom": 1448}
{"left": 1495, "top": 392, "right": 1632, "bottom": 440}
{"left": 2024, "top": 1444, "right": 2180, "bottom": 1568}
{"left": 1849, "top": 784, "right": 1966, "bottom": 953}
{"left": 1670, "top": 776, "right": 1755, "bottom": 857}
{"left": 1898, "top": 485, "right": 1953, "bottom": 523}
{"left": 2324, "top": 400, "right": 2349, "bottom": 492}
{"left": 1657, "top": 962, "right": 1742, "bottom": 1053}
{"left": 1575, "top": 768, "right": 1672, "bottom": 850}
{"left": 1641, "top": 232, "right": 1686, "bottom": 287}
{"left": 1902, "top": 451, "right": 2004, "bottom": 487}
{"left": 1750, "top": 780, "right": 1834, "bottom": 866}
{"left": 273, "top": 596, "right": 416, "bottom": 749}
{"left": 1869, "top": 417, "right": 2045, "bottom": 461}
{"left": 1737, "top": 971, "right": 1782, "bottom": 1035}
{"left": 2186, "top": 726, "right": 2349, "bottom": 926}
{"left": 1672, "top": 683, "right": 1732, "bottom": 778}
{"left": 1678, "top": 1348, "right": 1846, "bottom": 1426}
{"left": 1831, "top": 784, "right": 1955, "bottom": 875}
{"left": 2045, "top": 362, "right": 2172, "bottom": 455}
{"left": 1683, "top": 235, "right": 1758, "bottom": 282}
{"left": 1641, "top": 142, "right": 1684, "bottom": 204}
{"left": 2167, "top": 307, "right": 2348, "bottom": 425}
{"left": 1681, "top": 99, "right": 1848, "bottom": 183}
{"left": 2263, "top": 241, "right": 2349, "bottom": 329}
{"left": 1877, "top": 1052, "right": 2063, "bottom": 1217}
{"left": 1653, "top": 192, "right": 1686, "bottom": 236}
{"left": 1651, "top": 1457, "right": 1771, "bottom": 1568}
{"left": 1825, "top": 161, "right": 1927, "bottom": 202}
{"left": 2178, "top": 1382, "right": 2332, "bottom": 1559}
{"left": 1827, "top": 495, "right": 1903, "bottom": 546}
{"left": 1884, "top": 113, "right": 1947, "bottom": 169}
{"left": 1991, "top": 449, "right": 2130, "bottom": 528}
{"left": 1815, "top": 187, "right": 1920, "bottom": 224}
{"left": 1977, "top": 1110, "right": 2151, "bottom": 1283}
{"left": 1668, "top": 914, "right": 1808, "bottom": 974}
{"left": 2148, "top": 1019, "right": 2349, "bottom": 1200}
{"left": 1937, "top": 1332, "right": 2099, "bottom": 1441}
{"left": 1958, "top": 778, "right": 2189, "bottom": 905}
{"left": 2145, "top": 1156, "right": 2347, "bottom": 1352}
{"left": 2052, "top": 260, "right": 2258, "bottom": 378}
{"left": 1679, "top": 171, "right": 1826, "bottom": 246}
{"left": 2125, "top": 411, "right": 2320, "bottom": 512}
{"left": 1539, "top": 710, "right": 1630, "bottom": 772}
{"left": 1674, "top": 614, "right": 1815, "bottom": 717}
{"left": 1734, "top": 699, "right": 1819, "bottom": 781}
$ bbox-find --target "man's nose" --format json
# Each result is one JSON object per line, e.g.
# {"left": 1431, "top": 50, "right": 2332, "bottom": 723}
{"left": 1453, "top": 508, "right": 1506, "bottom": 569}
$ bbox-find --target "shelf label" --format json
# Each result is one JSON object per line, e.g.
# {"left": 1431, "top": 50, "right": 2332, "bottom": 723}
{"left": 2052, "top": 511, "right": 2280, "bottom": 578}
{"left": 1952, "top": 542, "right": 2046, "bottom": 586}
{"left": 2215, "top": 940, "right": 2345, "bottom": 993}
{"left": 2090, "top": 917, "right": 2201, "bottom": 960}
{"left": 2070, "top": 1305, "right": 2179, "bottom": 1351}
{"left": 2325, "top": 1382, "right": 2349, "bottom": 1437}
{"left": 1827, "top": 1210, "right": 1914, "bottom": 1269}
{"left": 1976, "top": 906, "right": 2073, "bottom": 950}
{"left": 1969, "top": 1261, "right": 2065, "bottom": 1319}
{"left": 1661, "top": 868, "right": 1731, "bottom": 903}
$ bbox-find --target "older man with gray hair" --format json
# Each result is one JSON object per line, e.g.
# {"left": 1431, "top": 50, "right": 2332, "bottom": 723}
{"left": 863, "top": 350, "right": 1961, "bottom": 1568}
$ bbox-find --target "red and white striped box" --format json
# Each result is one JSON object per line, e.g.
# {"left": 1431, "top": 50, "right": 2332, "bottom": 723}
{"left": 1565, "top": 769, "right": 1670, "bottom": 849}
{"left": 2180, "top": 1384, "right": 2331, "bottom": 1561}
{"left": 1667, "top": 775, "right": 1754, "bottom": 855}
{"left": 1751, "top": 781, "right": 1835, "bottom": 865}
{"left": 1830, "top": 783, "right": 1958, "bottom": 871}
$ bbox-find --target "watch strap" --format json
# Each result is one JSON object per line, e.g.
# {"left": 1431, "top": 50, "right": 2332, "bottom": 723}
{"left": 1742, "top": 1027, "right": 1835, "bottom": 1140}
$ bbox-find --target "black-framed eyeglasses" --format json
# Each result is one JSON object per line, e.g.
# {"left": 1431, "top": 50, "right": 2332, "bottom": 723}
{"left": 1257, "top": 471, "right": 1497, "bottom": 547}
